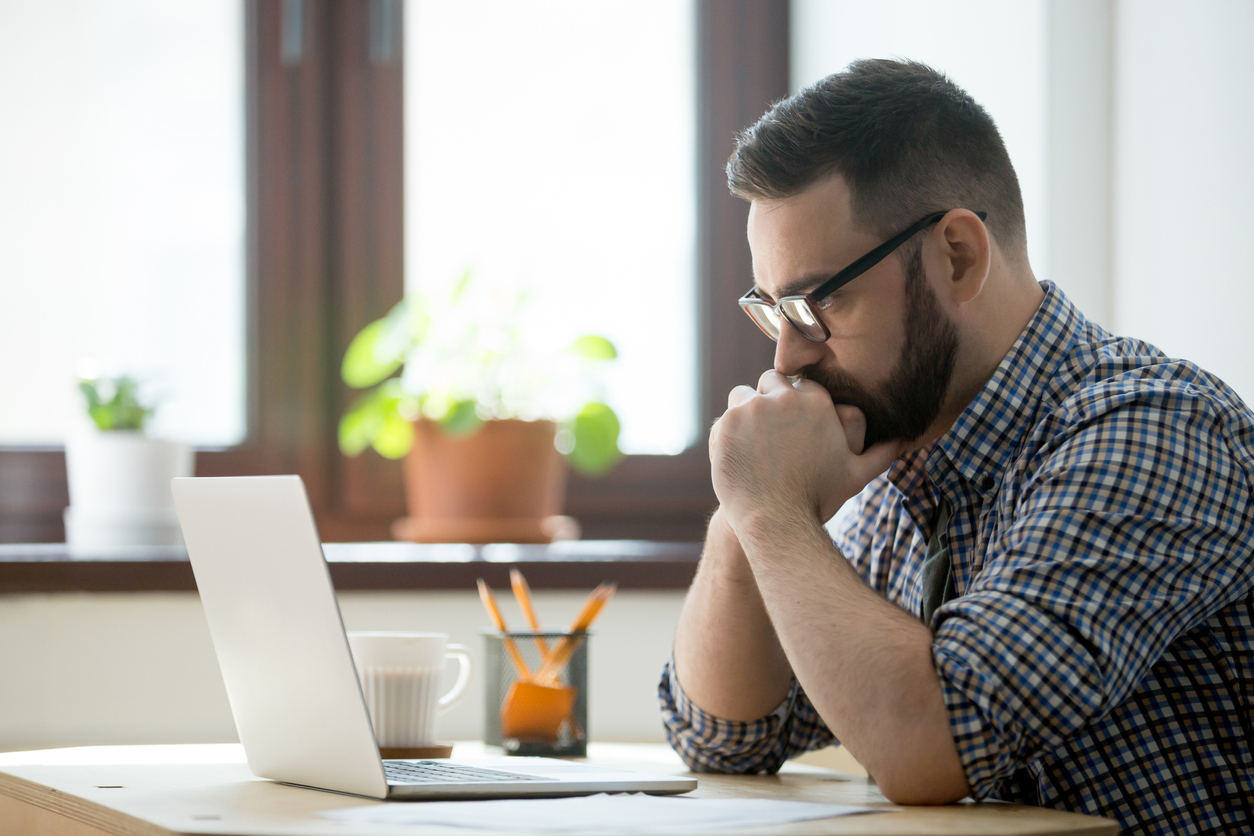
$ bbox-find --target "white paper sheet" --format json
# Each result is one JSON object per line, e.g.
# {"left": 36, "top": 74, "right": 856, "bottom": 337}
{"left": 320, "top": 793, "right": 886, "bottom": 833}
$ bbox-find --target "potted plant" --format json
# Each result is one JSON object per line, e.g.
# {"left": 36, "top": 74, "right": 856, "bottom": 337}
{"left": 338, "top": 272, "right": 622, "bottom": 543}
{"left": 64, "top": 374, "right": 194, "bottom": 557}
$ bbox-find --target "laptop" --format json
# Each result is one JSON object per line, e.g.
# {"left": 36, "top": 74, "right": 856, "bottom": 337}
{"left": 170, "top": 475, "right": 697, "bottom": 800}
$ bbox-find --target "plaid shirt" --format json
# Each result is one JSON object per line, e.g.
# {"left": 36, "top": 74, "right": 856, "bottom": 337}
{"left": 660, "top": 282, "right": 1254, "bottom": 835}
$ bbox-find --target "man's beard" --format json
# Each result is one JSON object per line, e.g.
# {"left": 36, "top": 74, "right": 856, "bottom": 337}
{"left": 803, "top": 247, "right": 959, "bottom": 449}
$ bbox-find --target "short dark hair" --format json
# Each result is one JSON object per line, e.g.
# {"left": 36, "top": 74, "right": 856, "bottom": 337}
{"left": 727, "top": 59, "right": 1026, "bottom": 258}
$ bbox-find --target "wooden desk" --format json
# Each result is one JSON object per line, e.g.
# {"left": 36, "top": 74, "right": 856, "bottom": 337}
{"left": 0, "top": 743, "right": 1116, "bottom": 836}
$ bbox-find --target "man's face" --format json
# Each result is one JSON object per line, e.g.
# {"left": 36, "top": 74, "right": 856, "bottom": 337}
{"left": 747, "top": 175, "right": 959, "bottom": 448}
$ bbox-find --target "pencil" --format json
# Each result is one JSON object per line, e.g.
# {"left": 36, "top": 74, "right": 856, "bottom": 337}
{"left": 535, "top": 582, "right": 616, "bottom": 681}
{"left": 477, "top": 579, "right": 532, "bottom": 681}
{"left": 510, "top": 569, "right": 551, "bottom": 657}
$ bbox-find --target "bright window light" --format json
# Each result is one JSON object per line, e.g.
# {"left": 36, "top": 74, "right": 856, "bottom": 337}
{"left": 0, "top": 1, "right": 245, "bottom": 445}
{"left": 405, "top": 0, "right": 698, "bottom": 455}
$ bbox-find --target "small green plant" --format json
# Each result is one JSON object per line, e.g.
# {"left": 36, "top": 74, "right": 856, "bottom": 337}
{"left": 338, "top": 270, "right": 623, "bottom": 475}
{"left": 79, "top": 375, "right": 153, "bottom": 431}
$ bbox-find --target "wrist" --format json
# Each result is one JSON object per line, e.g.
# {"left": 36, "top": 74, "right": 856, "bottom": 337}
{"left": 735, "top": 504, "right": 827, "bottom": 553}
{"left": 702, "top": 508, "right": 756, "bottom": 579}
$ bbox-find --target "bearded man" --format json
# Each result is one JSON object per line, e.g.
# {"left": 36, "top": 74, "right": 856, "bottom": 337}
{"left": 660, "top": 59, "right": 1254, "bottom": 836}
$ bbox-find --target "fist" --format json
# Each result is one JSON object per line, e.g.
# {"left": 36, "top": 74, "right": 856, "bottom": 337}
{"left": 710, "top": 371, "right": 904, "bottom": 529}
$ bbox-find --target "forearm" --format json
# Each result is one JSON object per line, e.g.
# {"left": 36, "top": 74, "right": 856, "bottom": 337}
{"left": 738, "top": 511, "right": 969, "bottom": 804}
{"left": 673, "top": 509, "right": 793, "bottom": 721}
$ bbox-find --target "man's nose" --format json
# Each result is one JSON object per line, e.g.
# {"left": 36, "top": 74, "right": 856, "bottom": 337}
{"left": 773, "top": 320, "right": 827, "bottom": 376}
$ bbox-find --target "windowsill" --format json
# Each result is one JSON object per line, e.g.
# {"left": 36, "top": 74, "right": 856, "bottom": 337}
{"left": 0, "top": 541, "right": 701, "bottom": 593}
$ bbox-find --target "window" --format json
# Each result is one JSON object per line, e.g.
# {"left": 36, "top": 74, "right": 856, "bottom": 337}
{"left": 0, "top": 1, "right": 246, "bottom": 446}
{"left": 406, "top": 0, "right": 698, "bottom": 455}
{"left": 0, "top": 0, "right": 787, "bottom": 544}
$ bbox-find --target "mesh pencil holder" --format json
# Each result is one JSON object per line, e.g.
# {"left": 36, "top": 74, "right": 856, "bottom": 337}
{"left": 483, "top": 630, "right": 589, "bottom": 757}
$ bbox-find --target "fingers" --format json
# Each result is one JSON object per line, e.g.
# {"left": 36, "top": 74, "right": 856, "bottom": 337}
{"left": 731, "top": 369, "right": 797, "bottom": 407}
{"left": 834, "top": 405, "right": 866, "bottom": 456}
{"left": 728, "top": 385, "right": 758, "bottom": 409}
{"left": 757, "top": 369, "right": 792, "bottom": 394}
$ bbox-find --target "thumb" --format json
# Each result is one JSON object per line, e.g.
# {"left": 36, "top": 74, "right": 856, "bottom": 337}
{"left": 834, "top": 405, "right": 866, "bottom": 455}
{"left": 848, "top": 439, "right": 907, "bottom": 485}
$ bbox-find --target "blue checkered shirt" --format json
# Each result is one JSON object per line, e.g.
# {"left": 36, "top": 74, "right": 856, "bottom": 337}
{"left": 660, "top": 282, "right": 1254, "bottom": 835}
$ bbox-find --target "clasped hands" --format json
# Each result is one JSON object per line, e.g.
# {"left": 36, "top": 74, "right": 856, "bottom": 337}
{"left": 710, "top": 370, "right": 906, "bottom": 535}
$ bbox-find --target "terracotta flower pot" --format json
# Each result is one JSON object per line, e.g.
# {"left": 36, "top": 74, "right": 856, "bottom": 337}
{"left": 392, "top": 419, "right": 578, "bottom": 544}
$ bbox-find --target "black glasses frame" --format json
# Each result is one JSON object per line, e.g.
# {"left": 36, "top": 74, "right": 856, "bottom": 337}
{"left": 739, "top": 209, "right": 988, "bottom": 342}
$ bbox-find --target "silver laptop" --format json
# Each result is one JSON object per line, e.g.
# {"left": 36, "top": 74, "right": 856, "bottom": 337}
{"left": 170, "top": 475, "right": 696, "bottom": 800}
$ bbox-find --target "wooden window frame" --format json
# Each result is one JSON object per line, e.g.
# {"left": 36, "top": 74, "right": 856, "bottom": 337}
{"left": 0, "top": 0, "right": 787, "bottom": 545}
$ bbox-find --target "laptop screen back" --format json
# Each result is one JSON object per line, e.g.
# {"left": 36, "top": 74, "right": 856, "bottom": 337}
{"left": 172, "top": 475, "right": 389, "bottom": 799}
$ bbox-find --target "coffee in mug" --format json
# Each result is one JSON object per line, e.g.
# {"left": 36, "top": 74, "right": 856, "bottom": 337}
{"left": 346, "top": 632, "right": 471, "bottom": 756}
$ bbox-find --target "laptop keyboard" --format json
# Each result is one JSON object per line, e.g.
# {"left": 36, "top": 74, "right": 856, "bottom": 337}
{"left": 384, "top": 760, "right": 545, "bottom": 785}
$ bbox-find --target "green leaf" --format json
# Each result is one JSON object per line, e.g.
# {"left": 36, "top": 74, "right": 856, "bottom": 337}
{"left": 338, "top": 394, "right": 385, "bottom": 456}
{"left": 439, "top": 399, "right": 482, "bottom": 437}
{"left": 79, "top": 375, "right": 152, "bottom": 431}
{"left": 372, "top": 411, "right": 416, "bottom": 459}
{"left": 88, "top": 404, "right": 113, "bottom": 431}
{"left": 338, "top": 380, "right": 406, "bottom": 456}
{"left": 566, "top": 401, "right": 622, "bottom": 475}
{"left": 79, "top": 380, "right": 102, "bottom": 410}
{"left": 568, "top": 335, "right": 617, "bottom": 360}
{"left": 342, "top": 318, "right": 404, "bottom": 388}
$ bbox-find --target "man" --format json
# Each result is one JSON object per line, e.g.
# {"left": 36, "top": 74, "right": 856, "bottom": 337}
{"left": 660, "top": 59, "right": 1254, "bottom": 836}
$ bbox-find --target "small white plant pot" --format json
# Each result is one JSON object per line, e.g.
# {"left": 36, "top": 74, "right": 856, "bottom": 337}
{"left": 64, "top": 429, "right": 194, "bottom": 558}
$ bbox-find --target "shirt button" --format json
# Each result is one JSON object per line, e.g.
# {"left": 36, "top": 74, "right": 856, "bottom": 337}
{"left": 980, "top": 475, "right": 995, "bottom": 490}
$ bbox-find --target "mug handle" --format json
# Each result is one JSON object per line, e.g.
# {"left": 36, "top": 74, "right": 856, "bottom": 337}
{"left": 439, "top": 643, "right": 472, "bottom": 714}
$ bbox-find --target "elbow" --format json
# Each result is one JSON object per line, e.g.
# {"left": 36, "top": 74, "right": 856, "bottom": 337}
{"left": 879, "top": 778, "right": 969, "bottom": 806}
{"left": 866, "top": 699, "right": 972, "bottom": 804}
{"left": 874, "top": 761, "right": 970, "bottom": 806}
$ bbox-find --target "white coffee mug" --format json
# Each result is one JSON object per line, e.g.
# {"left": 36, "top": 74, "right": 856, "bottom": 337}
{"left": 347, "top": 632, "right": 472, "bottom": 747}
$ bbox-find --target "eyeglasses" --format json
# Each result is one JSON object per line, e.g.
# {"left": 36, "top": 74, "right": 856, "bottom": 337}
{"left": 739, "top": 209, "right": 988, "bottom": 342}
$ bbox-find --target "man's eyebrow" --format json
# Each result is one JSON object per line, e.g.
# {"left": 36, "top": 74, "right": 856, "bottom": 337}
{"left": 755, "top": 271, "right": 835, "bottom": 302}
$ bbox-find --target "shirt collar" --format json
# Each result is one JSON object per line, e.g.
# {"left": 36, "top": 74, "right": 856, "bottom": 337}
{"left": 887, "top": 444, "right": 937, "bottom": 535}
{"left": 926, "top": 280, "right": 1083, "bottom": 496}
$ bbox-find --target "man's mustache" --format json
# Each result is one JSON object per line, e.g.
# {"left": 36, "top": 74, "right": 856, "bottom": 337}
{"left": 803, "top": 366, "right": 871, "bottom": 408}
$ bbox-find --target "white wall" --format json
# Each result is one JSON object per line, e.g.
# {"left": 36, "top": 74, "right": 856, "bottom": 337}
{"left": 1046, "top": 0, "right": 1115, "bottom": 328}
{"left": 0, "top": 591, "right": 686, "bottom": 751}
{"left": 1112, "top": 0, "right": 1254, "bottom": 402}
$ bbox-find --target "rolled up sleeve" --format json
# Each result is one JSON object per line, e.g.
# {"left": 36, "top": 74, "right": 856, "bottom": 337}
{"left": 657, "top": 656, "right": 835, "bottom": 773}
{"left": 931, "top": 393, "right": 1254, "bottom": 798}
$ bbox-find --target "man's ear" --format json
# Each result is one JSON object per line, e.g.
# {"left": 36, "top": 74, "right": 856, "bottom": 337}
{"left": 932, "top": 209, "right": 991, "bottom": 305}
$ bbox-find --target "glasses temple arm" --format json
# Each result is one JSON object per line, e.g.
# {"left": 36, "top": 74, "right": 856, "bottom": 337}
{"left": 810, "top": 210, "right": 988, "bottom": 300}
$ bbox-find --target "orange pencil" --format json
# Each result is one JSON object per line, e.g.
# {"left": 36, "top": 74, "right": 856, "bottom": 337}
{"left": 510, "top": 569, "right": 550, "bottom": 657}
{"left": 477, "top": 579, "right": 532, "bottom": 681}
{"left": 536, "top": 582, "right": 616, "bottom": 681}
{"left": 568, "top": 582, "right": 616, "bottom": 632}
